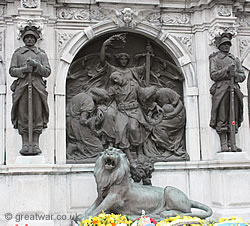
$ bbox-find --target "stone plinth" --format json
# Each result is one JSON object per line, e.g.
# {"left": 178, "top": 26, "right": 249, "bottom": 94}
{"left": 16, "top": 156, "right": 46, "bottom": 164}
{"left": 0, "top": 161, "right": 249, "bottom": 223}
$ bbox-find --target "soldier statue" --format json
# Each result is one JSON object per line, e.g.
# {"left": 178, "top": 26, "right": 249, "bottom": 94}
{"left": 209, "top": 33, "right": 246, "bottom": 152}
{"left": 9, "top": 25, "right": 51, "bottom": 155}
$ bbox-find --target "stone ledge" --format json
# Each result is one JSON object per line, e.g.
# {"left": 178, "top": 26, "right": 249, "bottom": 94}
{"left": 0, "top": 160, "right": 250, "bottom": 174}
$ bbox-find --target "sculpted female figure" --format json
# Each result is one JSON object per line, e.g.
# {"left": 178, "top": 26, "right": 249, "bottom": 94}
{"left": 66, "top": 88, "right": 109, "bottom": 161}
{"left": 99, "top": 34, "right": 146, "bottom": 87}
{"left": 140, "top": 87, "right": 189, "bottom": 161}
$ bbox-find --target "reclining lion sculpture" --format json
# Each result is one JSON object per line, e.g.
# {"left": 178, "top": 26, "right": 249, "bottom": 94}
{"left": 80, "top": 147, "right": 212, "bottom": 221}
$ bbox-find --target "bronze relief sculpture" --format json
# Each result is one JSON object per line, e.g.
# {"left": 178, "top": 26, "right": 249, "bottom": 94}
{"left": 66, "top": 33, "right": 189, "bottom": 182}
{"left": 9, "top": 25, "right": 51, "bottom": 155}
{"left": 209, "top": 33, "right": 246, "bottom": 153}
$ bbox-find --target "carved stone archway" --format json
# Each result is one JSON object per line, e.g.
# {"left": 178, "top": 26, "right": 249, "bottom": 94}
{"left": 54, "top": 21, "right": 200, "bottom": 164}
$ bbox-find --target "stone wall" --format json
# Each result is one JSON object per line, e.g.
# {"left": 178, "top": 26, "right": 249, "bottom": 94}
{"left": 0, "top": 0, "right": 250, "bottom": 225}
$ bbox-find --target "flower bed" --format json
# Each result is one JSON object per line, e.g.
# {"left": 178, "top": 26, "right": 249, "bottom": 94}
{"left": 79, "top": 212, "right": 248, "bottom": 226}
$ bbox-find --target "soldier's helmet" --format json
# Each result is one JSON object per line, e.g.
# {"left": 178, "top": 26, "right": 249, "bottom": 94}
{"left": 21, "top": 25, "right": 40, "bottom": 41}
{"left": 215, "top": 33, "right": 232, "bottom": 48}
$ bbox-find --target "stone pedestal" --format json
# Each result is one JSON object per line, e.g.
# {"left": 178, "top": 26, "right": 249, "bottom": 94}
{"left": 16, "top": 156, "right": 46, "bottom": 164}
{"left": 215, "top": 152, "right": 248, "bottom": 161}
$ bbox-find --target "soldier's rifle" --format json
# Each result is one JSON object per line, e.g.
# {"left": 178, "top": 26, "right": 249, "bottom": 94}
{"left": 229, "top": 64, "right": 236, "bottom": 151}
{"left": 26, "top": 63, "right": 33, "bottom": 154}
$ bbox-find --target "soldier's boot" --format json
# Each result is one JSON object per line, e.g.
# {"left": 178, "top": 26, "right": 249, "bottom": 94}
{"left": 33, "top": 133, "right": 42, "bottom": 155}
{"left": 231, "top": 144, "right": 242, "bottom": 152}
{"left": 19, "top": 133, "right": 29, "bottom": 155}
{"left": 227, "top": 132, "right": 242, "bottom": 152}
{"left": 218, "top": 133, "right": 229, "bottom": 152}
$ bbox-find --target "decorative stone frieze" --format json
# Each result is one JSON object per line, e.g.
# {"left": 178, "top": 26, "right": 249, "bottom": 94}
{"left": 57, "top": 7, "right": 156, "bottom": 28}
{"left": 56, "top": 7, "right": 192, "bottom": 28}
{"left": 57, "top": 7, "right": 105, "bottom": 21}
{"left": 146, "top": 12, "right": 161, "bottom": 25}
{"left": 162, "top": 13, "right": 191, "bottom": 25}
{"left": 57, "top": 7, "right": 148, "bottom": 28}
{"left": 146, "top": 12, "right": 191, "bottom": 26}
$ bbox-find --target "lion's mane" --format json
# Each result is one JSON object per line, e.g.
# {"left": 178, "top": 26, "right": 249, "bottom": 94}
{"left": 94, "top": 149, "right": 131, "bottom": 198}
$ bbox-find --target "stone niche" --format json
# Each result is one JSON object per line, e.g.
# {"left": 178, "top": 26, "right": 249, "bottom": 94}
{"left": 65, "top": 31, "right": 188, "bottom": 166}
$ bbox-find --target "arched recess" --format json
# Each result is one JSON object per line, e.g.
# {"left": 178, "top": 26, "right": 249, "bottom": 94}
{"left": 54, "top": 20, "right": 200, "bottom": 164}
{"left": 0, "top": 55, "right": 6, "bottom": 164}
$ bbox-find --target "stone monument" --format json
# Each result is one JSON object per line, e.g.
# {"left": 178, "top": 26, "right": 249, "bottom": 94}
{"left": 0, "top": 1, "right": 250, "bottom": 225}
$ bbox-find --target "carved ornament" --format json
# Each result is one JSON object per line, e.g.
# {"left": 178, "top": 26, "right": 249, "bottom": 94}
{"left": 217, "top": 5, "right": 232, "bottom": 17}
{"left": 58, "top": 32, "right": 74, "bottom": 53}
{"left": 161, "top": 13, "right": 191, "bottom": 25}
{"left": 57, "top": 7, "right": 105, "bottom": 21}
{"left": 209, "top": 24, "right": 238, "bottom": 46}
{"left": 22, "top": 0, "right": 39, "bottom": 8}
{"left": 239, "top": 38, "right": 250, "bottom": 57}
{"left": 177, "top": 36, "right": 192, "bottom": 54}
{"left": 236, "top": 14, "right": 250, "bottom": 27}
{"left": 17, "top": 20, "right": 44, "bottom": 40}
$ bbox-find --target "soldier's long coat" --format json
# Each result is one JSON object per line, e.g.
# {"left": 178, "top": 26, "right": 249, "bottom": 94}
{"left": 209, "top": 51, "right": 245, "bottom": 130}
